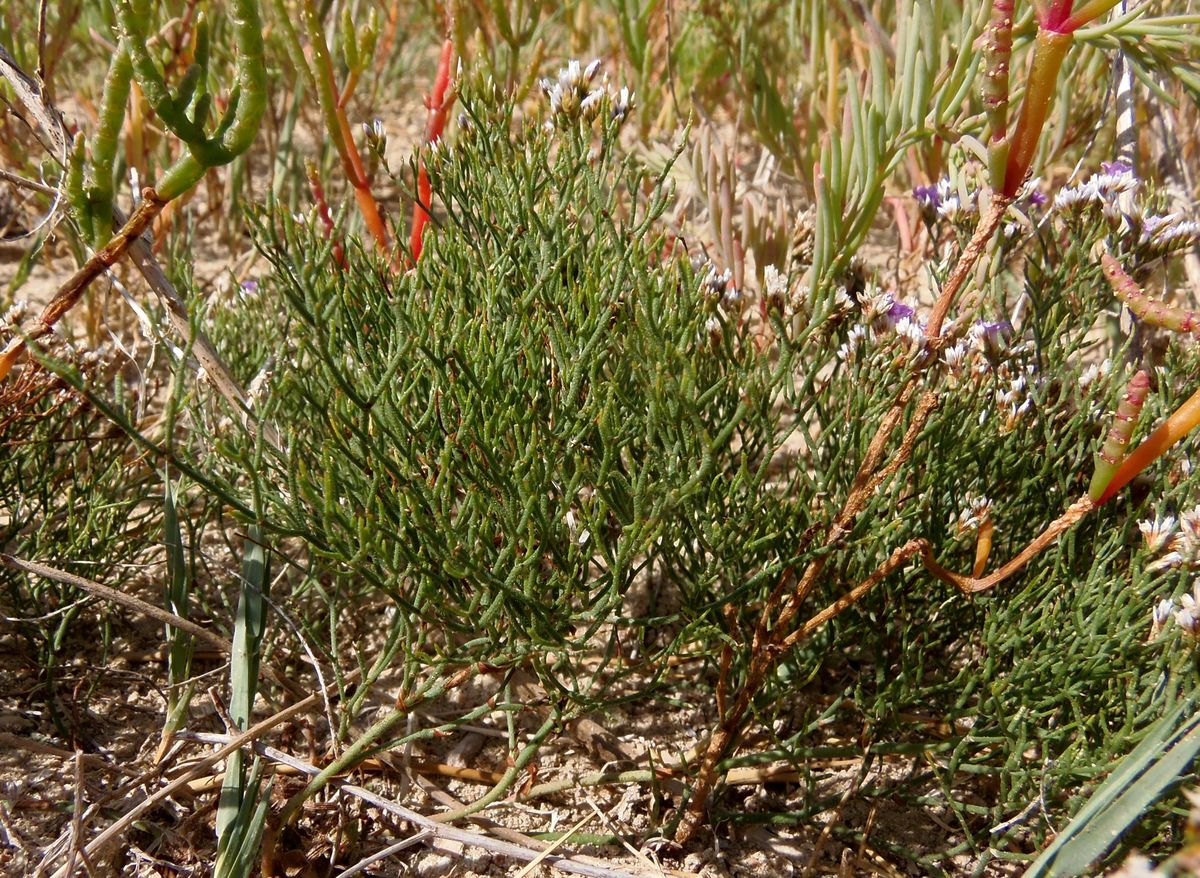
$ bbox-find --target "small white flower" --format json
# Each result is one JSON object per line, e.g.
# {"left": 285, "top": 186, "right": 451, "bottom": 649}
{"left": 942, "top": 342, "right": 969, "bottom": 374}
{"left": 1, "top": 299, "right": 28, "bottom": 330}
{"left": 829, "top": 286, "right": 851, "bottom": 312}
{"left": 763, "top": 264, "right": 788, "bottom": 311}
{"left": 700, "top": 266, "right": 733, "bottom": 302}
{"left": 1079, "top": 360, "right": 1110, "bottom": 391}
{"left": 859, "top": 285, "right": 894, "bottom": 322}
{"left": 612, "top": 87, "right": 635, "bottom": 121}
{"left": 1153, "top": 597, "right": 1176, "bottom": 629}
{"left": 1092, "top": 170, "right": 1139, "bottom": 199}
{"left": 893, "top": 316, "right": 927, "bottom": 357}
{"left": 837, "top": 324, "right": 869, "bottom": 361}
{"left": 1176, "top": 603, "right": 1200, "bottom": 636}
{"left": 937, "top": 195, "right": 964, "bottom": 221}
{"left": 542, "top": 59, "right": 608, "bottom": 125}
{"left": 1149, "top": 550, "right": 1185, "bottom": 572}
{"left": 1139, "top": 515, "right": 1177, "bottom": 554}
{"left": 954, "top": 495, "right": 993, "bottom": 535}
{"left": 1053, "top": 184, "right": 1093, "bottom": 212}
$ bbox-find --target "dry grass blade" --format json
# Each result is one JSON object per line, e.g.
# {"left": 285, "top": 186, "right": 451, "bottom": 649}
{"left": 1, "top": 553, "right": 231, "bottom": 653}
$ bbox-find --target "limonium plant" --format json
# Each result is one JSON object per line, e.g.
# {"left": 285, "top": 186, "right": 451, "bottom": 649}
{"left": 5, "top": 0, "right": 1200, "bottom": 873}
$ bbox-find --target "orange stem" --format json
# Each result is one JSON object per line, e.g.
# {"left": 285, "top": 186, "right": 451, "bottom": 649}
{"left": 408, "top": 38, "right": 455, "bottom": 265}
{"left": 1098, "top": 384, "right": 1200, "bottom": 504}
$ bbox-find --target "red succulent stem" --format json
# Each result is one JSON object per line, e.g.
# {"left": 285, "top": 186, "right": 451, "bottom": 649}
{"left": 1098, "top": 384, "right": 1200, "bottom": 504}
{"left": 408, "top": 38, "right": 455, "bottom": 265}
{"left": 1042, "top": 0, "right": 1076, "bottom": 31}
{"left": 1003, "top": 27, "right": 1073, "bottom": 196}
{"left": 1000, "top": 0, "right": 1125, "bottom": 197}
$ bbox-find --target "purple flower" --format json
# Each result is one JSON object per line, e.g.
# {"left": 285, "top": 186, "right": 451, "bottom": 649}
{"left": 1101, "top": 160, "right": 1134, "bottom": 176}
{"left": 1025, "top": 190, "right": 1048, "bottom": 208}
{"left": 913, "top": 184, "right": 941, "bottom": 210}
{"left": 887, "top": 299, "right": 916, "bottom": 323}
{"left": 241, "top": 280, "right": 259, "bottom": 293}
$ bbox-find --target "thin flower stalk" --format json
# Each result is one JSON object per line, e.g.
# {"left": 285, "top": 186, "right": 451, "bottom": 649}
{"left": 307, "top": 162, "right": 347, "bottom": 270}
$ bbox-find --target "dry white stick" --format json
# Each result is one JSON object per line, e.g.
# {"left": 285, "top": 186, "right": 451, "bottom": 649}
{"left": 182, "top": 731, "right": 663, "bottom": 878}
{"left": 333, "top": 829, "right": 434, "bottom": 878}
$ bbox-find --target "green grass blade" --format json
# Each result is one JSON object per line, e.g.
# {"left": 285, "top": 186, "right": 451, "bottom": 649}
{"left": 1026, "top": 693, "right": 1200, "bottom": 877}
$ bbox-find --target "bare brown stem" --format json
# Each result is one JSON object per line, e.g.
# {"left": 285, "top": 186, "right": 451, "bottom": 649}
{"left": 919, "top": 495, "right": 1095, "bottom": 594}
{"left": 0, "top": 189, "right": 166, "bottom": 381}
{"left": 675, "top": 194, "right": 1014, "bottom": 844}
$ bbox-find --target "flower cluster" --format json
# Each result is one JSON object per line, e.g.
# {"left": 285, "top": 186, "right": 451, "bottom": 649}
{"left": 762, "top": 264, "right": 789, "bottom": 313}
{"left": 836, "top": 285, "right": 927, "bottom": 364}
{"left": 1053, "top": 160, "right": 1200, "bottom": 255}
{"left": 1147, "top": 580, "right": 1200, "bottom": 640}
{"left": 952, "top": 494, "right": 994, "bottom": 536}
{"left": 1138, "top": 212, "right": 1200, "bottom": 256}
{"left": 1052, "top": 160, "right": 1140, "bottom": 217}
{"left": 914, "top": 178, "right": 979, "bottom": 223}
{"left": 1138, "top": 507, "right": 1200, "bottom": 571}
{"left": 541, "top": 60, "right": 635, "bottom": 129}
{"left": 692, "top": 257, "right": 741, "bottom": 350}
{"left": 1, "top": 299, "right": 29, "bottom": 334}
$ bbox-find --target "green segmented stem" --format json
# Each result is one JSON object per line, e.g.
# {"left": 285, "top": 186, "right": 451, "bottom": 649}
{"left": 1088, "top": 369, "right": 1150, "bottom": 501}
{"left": 85, "top": 43, "right": 132, "bottom": 246}
{"left": 1103, "top": 252, "right": 1200, "bottom": 335}
{"left": 117, "top": 1, "right": 203, "bottom": 142}
{"left": 116, "top": 0, "right": 266, "bottom": 199}
{"left": 983, "top": 0, "right": 1014, "bottom": 190}
{"left": 65, "top": 135, "right": 92, "bottom": 246}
